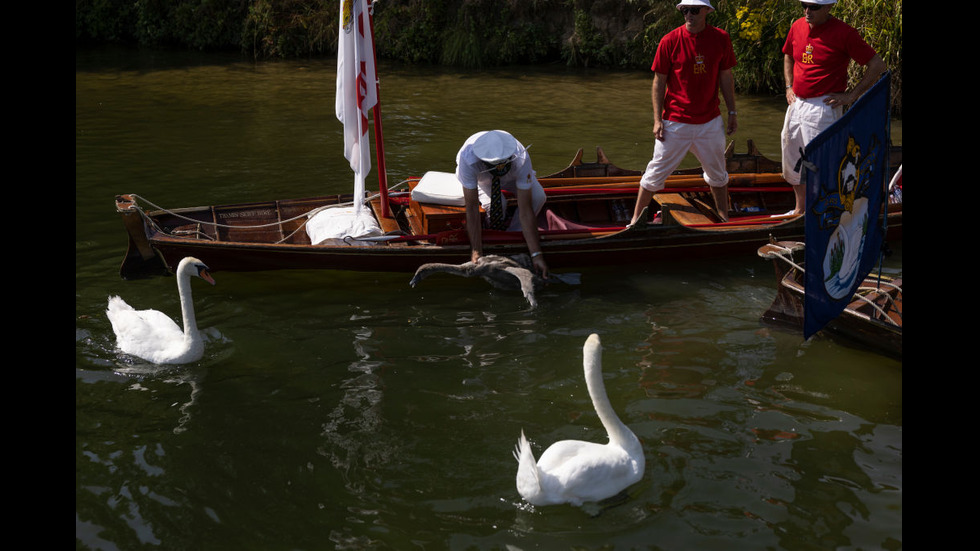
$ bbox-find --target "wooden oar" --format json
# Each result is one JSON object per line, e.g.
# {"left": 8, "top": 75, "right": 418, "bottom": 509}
{"left": 543, "top": 185, "right": 792, "bottom": 197}
{"left": 685, "top": 212, "right": 801, "bottom": 228}
{"left": 539, "top": 172, "right": 788, "bottom": 189}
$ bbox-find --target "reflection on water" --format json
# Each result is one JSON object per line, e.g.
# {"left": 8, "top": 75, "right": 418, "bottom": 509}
{"left": 76, "top": 47, "right": 900, "bottom": 549}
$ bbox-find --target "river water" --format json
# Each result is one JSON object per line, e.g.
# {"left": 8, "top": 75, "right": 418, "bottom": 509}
{"left": 76, "top": 47, "right": 902, "bottom": 550}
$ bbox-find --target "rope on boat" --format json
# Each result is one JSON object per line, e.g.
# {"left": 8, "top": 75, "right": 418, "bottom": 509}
{"left": 128, "top": 179, "right": 412, "bottom": 244}
{"left": 171, "top": 228, "right": 216, "bottom": 241}
{"left": 767, "top": 242, "right": 902, "bottom": 327}
{"left": 766, "top": 242, "right": 806, "bottom": 272}
{"left": 851, "top": 283, "right": 902, "bottom": 326}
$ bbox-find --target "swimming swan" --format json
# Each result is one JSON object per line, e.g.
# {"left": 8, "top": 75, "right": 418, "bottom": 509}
{"left": 514, "top": 333, "right": 644, "bottom": 506}
{"left": 107, "top": 257, "right": 216, "bottom": 364}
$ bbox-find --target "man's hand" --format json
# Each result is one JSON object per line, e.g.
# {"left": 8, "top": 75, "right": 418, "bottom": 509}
{"left": 532, "top": 254, "right": 549, "bottom": 279}
{"left": 652, "top": 119, "right": 665, "bottom": 141}
{"left": 823, "top": 91, "right": 853, "bottom": 108}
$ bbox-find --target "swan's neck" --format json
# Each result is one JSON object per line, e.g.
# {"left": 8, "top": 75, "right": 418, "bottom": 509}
{"left": 584, "top": 350, "right": 635, "bottom": 447}
{"left": 176, "top": 272, "right": 199, "bottom": 338}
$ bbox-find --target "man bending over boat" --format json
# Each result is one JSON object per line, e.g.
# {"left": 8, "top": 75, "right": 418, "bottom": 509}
{"left": 456, "top": 130, "right": 549, "bottom": 278}
{"left": 781, "top": 0, "right": 887, "bottom": 215}
{"left": 630, "top": 0, "right": 737, "bottom": 225}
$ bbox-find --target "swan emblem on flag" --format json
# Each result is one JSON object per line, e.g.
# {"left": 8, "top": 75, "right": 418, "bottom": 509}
{"left": 814, "top": 134, "right": 881, "bottom": 299}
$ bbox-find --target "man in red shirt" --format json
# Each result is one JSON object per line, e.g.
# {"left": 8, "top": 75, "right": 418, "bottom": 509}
{"left": 781, "top": 0, "right": 887, "bottom": 214}
{"left": 630, "top": 0, "right": 737, "bottom": 225}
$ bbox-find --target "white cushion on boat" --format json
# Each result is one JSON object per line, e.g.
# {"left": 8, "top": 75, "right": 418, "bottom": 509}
{"left": 306, "top": 205, "right": 383, "bottom": 246}
{"left": 411, "top": 171, "right": 465, "bottom": 206}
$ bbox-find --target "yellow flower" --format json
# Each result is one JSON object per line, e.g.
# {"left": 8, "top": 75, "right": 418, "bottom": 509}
{"left": 736, "top": 8, "right": 764, "bottom": 42}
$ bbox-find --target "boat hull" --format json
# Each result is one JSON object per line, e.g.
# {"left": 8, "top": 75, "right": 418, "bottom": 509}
{"left": 120, "top": 197, "right": 900, "bottom": 278}
{"left": 115, "top": 144, "right": 902, "bottom": 279}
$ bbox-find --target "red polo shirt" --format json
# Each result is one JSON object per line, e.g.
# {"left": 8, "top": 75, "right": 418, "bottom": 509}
{"left": 782, "top": 17, "right": 877, "bottom": 98}
{"left": 652, "top": 24, "right": 736, "bottom": 124}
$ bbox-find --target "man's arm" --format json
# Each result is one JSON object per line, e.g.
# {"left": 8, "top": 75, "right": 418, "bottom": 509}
{"left": 651, "top": 72, "right": 668, "bottom": 140}
{"left": 719, "top": 67, "right": 737, "bottom": 135}
{"left": 517, "top": 187, "right": 547, "bottom": 277}
{"left": 463, "top": 186, "right": 483, "bottom": 263}
{"left": 783, "top": 54, "right": 797, "bottom": 105}
{"left": 825, "top": 54, "right": 886, "bottom": 108}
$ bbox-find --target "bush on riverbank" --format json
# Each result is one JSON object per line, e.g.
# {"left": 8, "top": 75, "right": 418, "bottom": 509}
{"left": 75, "top": 0, "right": 901, "bottom": 114}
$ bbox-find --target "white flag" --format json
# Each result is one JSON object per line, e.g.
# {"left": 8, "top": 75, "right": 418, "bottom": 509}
{"left": 336, "top": 0, "right": 378, "bottom": 212}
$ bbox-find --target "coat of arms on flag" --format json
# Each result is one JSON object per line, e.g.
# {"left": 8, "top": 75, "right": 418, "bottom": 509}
{"left": 802, "top": 73, "right": 891, "bottom": 338}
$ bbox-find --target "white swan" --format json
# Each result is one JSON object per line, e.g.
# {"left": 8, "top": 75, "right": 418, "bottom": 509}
{"left": 514, "top": 333, "right": 645, "bottom": 506}
{"left": 107, "top": 257, "right": 216, "bottom": 364}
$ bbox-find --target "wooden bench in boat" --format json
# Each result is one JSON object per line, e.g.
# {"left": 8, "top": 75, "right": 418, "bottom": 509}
{"left": 656, "top": 193, "right": 716, "bottom": 226}
{"left": 369, "top": 198, "right": 402, "bottom": 235}
{"left": 401, "top": 180, "right": 475, "bottom": 235}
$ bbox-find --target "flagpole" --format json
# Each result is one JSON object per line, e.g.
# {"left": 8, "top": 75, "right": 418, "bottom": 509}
{"left": 366, "top": 0, "right": 390, "bottom": 219}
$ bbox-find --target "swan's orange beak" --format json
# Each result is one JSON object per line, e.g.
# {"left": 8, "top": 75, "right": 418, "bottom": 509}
{"left": 198, "top": 267, "right": 216, "bottom": 285}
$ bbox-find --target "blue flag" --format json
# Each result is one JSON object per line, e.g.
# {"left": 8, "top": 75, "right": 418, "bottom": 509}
{"left": 802, "top": 73, "right": 891, "bottom": 339}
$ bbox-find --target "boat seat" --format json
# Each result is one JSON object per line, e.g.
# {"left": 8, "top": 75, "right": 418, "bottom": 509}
{"left": 656, "top": 193, "right": 715, "bottom": 226}
{"left": 411, "top": 171, "right": 465, "bottom": 206}
{"left": 369, "top": 198, "right": 402, "bottom": 235}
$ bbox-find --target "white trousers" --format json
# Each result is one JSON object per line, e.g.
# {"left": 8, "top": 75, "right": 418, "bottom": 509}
{"left": 781, "top": 96, "right": 843, "bottom": 185}
{"left": 639, "top": 115, "right": 729, "bottom": 192}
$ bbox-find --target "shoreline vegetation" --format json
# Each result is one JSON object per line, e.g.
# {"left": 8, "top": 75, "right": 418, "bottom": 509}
{"left": 75, "top": 0, "right": 902, "bottom": 116}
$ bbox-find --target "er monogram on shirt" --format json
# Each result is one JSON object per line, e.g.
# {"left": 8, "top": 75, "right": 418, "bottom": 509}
{"left": 694, "top": 53, "right": 706, "bottom": 74}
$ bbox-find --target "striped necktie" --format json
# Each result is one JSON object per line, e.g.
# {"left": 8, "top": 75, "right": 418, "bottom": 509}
{"left": 489, "top": 175, "right": 504, "bottom": 229}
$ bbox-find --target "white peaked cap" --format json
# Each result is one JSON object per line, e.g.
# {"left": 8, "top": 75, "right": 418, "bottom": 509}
{"left": 472, "top": 130, "right": 519, "bottom": 164}
{"left": 676, "top": 0, "right": 714, "bottom": 9}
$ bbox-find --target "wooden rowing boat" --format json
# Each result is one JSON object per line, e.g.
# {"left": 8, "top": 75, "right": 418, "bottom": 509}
{"left": 115, "top": 140, "right": 902, "bottom": 279}
{"left": 758, "top": 240, "right": 902, "bottom": 358}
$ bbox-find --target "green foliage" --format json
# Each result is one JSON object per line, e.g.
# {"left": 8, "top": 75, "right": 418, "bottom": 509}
{"left": 76, "top": 0, "right": 138, "bottom": 43}
{"left": 243, "top": 0, "right": 336, "bottom": 58}
{"left": 76, "top": 0, "right": 250, "bottom": 49}
{"left": 373, "top": 0, "right": 447, "bottom": 64}
{"left": 430, "top": 0, "right": 561, "bottom": 68}
{"left": 565, "top": 8, "right": 607, "bottom": 67}
{"left": 702, "top": 0, "right": 798, "bottom": 94}
{"left": 135, "top": 0, "right": 249, "bottom": 49}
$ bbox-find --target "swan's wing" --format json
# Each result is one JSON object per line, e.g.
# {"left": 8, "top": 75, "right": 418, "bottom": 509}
{"left": 113, "top": 309, "right": 182, "bottom": 342}
{"left": 501, "top": 267, "right": 538, "bottom": 308}
{"left": 481, "top": 255, "right": 522, "bottom": 268}
{"left": 107, "top": 296, "right": 186, "bottom": 359}
{"left": 537, "top": 442, "right": 642, "bottom": 504}
{"left": 108, "top": 297, "right": 181, "bottom": 339}
{"left": 505, "top": 253, "right": 532, "bottom": 269}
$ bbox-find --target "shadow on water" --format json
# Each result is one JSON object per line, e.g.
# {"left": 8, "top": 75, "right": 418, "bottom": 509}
{"left": 76, "top": 44, "right": 251, "bottom": 73}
